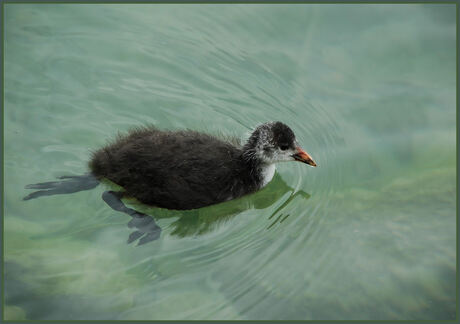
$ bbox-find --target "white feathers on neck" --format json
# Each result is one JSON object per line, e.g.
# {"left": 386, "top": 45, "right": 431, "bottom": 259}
{"left": 260, "top": 164, "right": 276, "bottom": 187}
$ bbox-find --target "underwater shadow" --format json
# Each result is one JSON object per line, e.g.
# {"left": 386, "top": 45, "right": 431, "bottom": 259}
{"left": 122, "top": 173, "right": 311, "bottom": 246}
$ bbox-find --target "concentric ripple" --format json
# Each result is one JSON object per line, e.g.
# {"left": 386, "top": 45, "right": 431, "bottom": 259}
{"left": 5, "top": 4, "right": 456, "bottom": 321}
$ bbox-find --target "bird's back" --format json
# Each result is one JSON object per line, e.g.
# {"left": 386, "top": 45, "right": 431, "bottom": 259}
{"left": 89, "top": 126, "right": 251, "bottom": 209}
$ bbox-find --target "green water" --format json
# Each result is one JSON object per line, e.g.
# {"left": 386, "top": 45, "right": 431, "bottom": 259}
{"left": 4, "top": 4, "right": 456, "bottom": 320}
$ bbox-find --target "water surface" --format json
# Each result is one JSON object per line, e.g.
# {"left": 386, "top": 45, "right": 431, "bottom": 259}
{"left": 4, "top": 4, "right": 456, "bottom": 320}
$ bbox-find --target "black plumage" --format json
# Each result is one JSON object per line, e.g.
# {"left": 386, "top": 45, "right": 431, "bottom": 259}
{"left": 88, "top": 121, "right": 316, "bottom": 210}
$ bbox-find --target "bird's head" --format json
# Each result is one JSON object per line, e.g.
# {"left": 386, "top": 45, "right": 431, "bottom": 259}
{"left": 243, "top": 121, "right": 317, "bottom": 167}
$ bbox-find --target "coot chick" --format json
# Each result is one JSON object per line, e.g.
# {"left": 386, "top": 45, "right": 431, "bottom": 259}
{"left": 89, "top": 121, "right": 316, "bottom": 210}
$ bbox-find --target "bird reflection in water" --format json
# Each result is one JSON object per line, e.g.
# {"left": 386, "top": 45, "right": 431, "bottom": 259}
{"left": 111, "top": 173, "right": 311, "bottom": 246}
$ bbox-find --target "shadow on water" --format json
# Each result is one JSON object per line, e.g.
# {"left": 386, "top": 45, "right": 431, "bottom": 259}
{"left": 122, "top": 173, "right": 310, "bottom": 245}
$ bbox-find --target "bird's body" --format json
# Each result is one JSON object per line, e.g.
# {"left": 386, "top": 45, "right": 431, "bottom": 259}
{"left": 88, "top": 122, "right": 316, "bottom": 210}
{"left": 25, "top": 121, "right": 316, "bottom": 212}
{"left": 90, "top": 127, "right": 266, "bottom": 209}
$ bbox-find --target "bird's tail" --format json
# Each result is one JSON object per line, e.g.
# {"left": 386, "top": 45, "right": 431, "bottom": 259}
{"left": 23, "top": 173, "right": 99, "bottom": 201}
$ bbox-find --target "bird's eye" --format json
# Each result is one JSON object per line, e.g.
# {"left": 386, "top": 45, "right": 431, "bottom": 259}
{"left": 280, "top": 144, "right": 289, "bottom": 151}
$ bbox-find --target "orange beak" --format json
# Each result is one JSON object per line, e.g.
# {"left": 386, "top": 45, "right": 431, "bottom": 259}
{"left": 292, "top": 147, "right": 317, "bottom": 167}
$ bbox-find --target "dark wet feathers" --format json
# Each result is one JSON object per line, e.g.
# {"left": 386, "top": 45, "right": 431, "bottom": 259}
{"left": 89, "top": 125, "right": 261, "bottom": 210}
